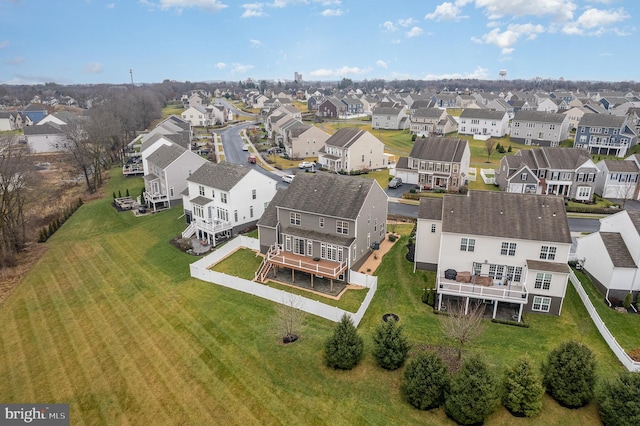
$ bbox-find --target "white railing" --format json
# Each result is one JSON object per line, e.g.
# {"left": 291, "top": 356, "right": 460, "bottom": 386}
{"left": 466, "top": 167, "right": 477, "bottom": 182}
{"left": 569, "top": 271, "right": 640, "bottom": 372}
{"left": 190, "top": 236, "right": 377, "bottom": 326}
{"left": 193, "top": 218, "right": 233, "bottom": 235}
{"left": 266, "top": 244, "right": 347, "bottom": 278}
{"left": 144, "top": 192, "right": 168, "bottom": 202}
{"left": 438, "top": 279, "right": 528, "bottom": 303}
{"left": 181, "top": 222, "right": 196, "bottom": 239}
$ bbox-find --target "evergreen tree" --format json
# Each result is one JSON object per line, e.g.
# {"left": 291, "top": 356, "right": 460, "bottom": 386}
{"left": 401, "top": 352, "right": 448, "bottom": 410}
{"left": 542, "top": 341, "right": 596, "bottom": 408}
{"left": 445, "top": 356, "right": 499, "bottom": 425}
{"left": 501, "top": 355, "right": 544, "bottom": 417}
{"left": 372, "top": 318, "right": 410, "bottom": 370}
{"left": 597, "top": 371, "right": 640, "bottom": 426}
{"left": 324, "top": 314, "right": 364, "bottom": 370}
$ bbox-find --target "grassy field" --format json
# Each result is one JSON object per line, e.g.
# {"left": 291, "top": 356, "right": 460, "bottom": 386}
{"left": 0, "top": 168, "right": 623, "bottom": 425}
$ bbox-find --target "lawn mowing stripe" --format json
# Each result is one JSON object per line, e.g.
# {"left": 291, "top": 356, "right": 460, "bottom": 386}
{"left": 60, "top": 247, "right": 180, "bottom": 424}
{"left": 0, "top": 304, "right": 38, "bottom": 401}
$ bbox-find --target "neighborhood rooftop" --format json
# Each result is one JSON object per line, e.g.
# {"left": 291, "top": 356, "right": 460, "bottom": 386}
{"left": 187, "top": 161, "right": 251, "bottom": 191}
{"left": 408, "top": 136, "right": 468, "bottom": 162}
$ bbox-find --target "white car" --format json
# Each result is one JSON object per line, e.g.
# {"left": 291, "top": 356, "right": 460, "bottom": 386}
{"left": 242, "top": 145, "right": 249, "bottom": 151}
{"left": 282, "top": 174, "right": 295, "bottom": 183}
{"left": 298, "top": 161, "right": 315, "bottom": 169}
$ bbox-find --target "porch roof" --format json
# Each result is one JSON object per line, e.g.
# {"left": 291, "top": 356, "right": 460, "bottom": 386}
{"left": 281, "top": 225, "right": 355, "bottom": 247}
{"left": 144, "top": 173, "right": 158, "bottom": 181}
{"left": 526, "top": 259, "right": 571, "bottom": 273}
{"left": 190, "top": 196, "right": 213, "bottom": 206}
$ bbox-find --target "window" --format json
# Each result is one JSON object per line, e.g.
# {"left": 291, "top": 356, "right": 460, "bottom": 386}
{"left": 431, "top": 224, "right": 436, "bottom": 233}
{"left": 488, "top": 264, "right": 504, "bottom": 279}
{"left": 319, "top": 217, "right": 324, "bottom": 228}
{"left": 193, "top": 204, "right": 204, "bottom": 218}
{"left": 367, "top": 214, "right": 371, "bottom": 224}
{"left": 234, "top": 210, "right": 238, "bottom": 222}
{"left": 169, "top": 187, "right": 174, "bottom": 197}
{"left": 199, "top": 185, "right": 205, "bottom": 196}
{"left": 506, "top": 266, "right": 523, "bottom": 282}
{"left": 501, "top": 242, "right": 517, "bottom": 256}
{"left": 460, "top": 238, "right": 475, "bottom": 252}
{"left": 521, "top": 172, "right": 528, "bottom": 180}
{"left": 216, "top": 207, "right": 229, "bottom": 221}
{"left": 336, "top": 220, "right": 349, "bottom": 235}
{"left": 540, "top": 246, "right": 557, "bottom": 260}
{"left": 321, "top": 243, "right": 343, "bottom": 262}
{"left": 290, "top": 212, "right": 301, "bottom": 226}
{"left": 211, "top": 189, "right": 215, "bottom": 198}
{"left": 221, "top": 193, "right": 228, "bottom": 204}
{"left": 577, "top": 186, "right": 591, "bottom": 198}
{"left": 534, "top": 273, "right": 552, "bottom": 290}
{"left": 252, "top": 189, "right": 256, "bottom": 200}
{"left": 249, "top": 206, "right": 254, "bottom": 218}
{"left": 532, "top": 296, "right": 551, "bottom": 312}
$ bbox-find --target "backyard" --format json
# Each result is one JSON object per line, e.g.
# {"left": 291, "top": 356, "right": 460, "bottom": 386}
{"left": 0, "top": 168, "right": 627, "bottom": 425}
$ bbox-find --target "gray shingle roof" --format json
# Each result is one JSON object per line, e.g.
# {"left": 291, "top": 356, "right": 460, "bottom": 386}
{"left": 190, "top": 196, "right": 213, "bottom": 206}
{"left": 441, "top": 191, "right": 572, "bottom": 243}
{"left": 408, "top": 137, "right": 468, "bottom": 163}
{"left": 146, "top": 144, "right": 186, "bottom": 169}
{"left": 272, "top": 172, "right": 376, "bottom": 220}
{"left": 412, "top": 107, "right": 444, "bottom": 119}
{"left": 257, "top": 188, "right": 288, "bottom": 228}
{"left": 600, "top": 159, "right": 640, "bottom": 173}
{"left": 600, "top": 232, "right": 636, "bottom": 268}
{"left": 513, "top": 111, "right": 567, "bottom": 123}
{"left": 578, "top": 114, "right": 626, "bottom": 128}
{"left": 526, "top": 259, "right": 571, "bottom": 273}
{"left": 627, "top": 210, "right": 640, "bottom": 235}
{"left": 187, "top": 161, "right": 251, "bottom": 191}
{"left": 459, "top": 109, "right": 506, "bottom": 120}
{"left": 418, "top": 198, "right": 443, "bottom": 221}
{"left": 513, "top": 147, "right": 591, "bottom": 171}
{"left": 325, "top": 127, "right": 368, "bottom": 148}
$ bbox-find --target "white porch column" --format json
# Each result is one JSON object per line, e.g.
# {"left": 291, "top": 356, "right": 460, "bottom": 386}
{"left": 492, "top": 301, "right": 498, "bottom": 319}
{"left": 517, "top": 304, "right": 523, "bottom": 322}
{"left": 464, "top": 296, "right": 470, "bottom": 315}
{"left": 438, "top": 293, "right": 443, "bottom": 311}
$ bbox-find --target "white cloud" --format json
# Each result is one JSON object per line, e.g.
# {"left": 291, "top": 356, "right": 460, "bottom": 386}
{"left": 6, "top": 56, "right": 25, "bottom": 65}
{"left": 473, "top": 23, "right": 545, "bottom": 54}
{"left": 107, "top": 3, "right": 115, "bottom": 8}
{"left": 376, "top": 60, "right": 388, "bottom": 68}
{"left": 0, "top": 40, "right": 9, "bottom": 49}
{"left": 562, "top": 7, "right": 630, "bottom": 35}
{"left": 320, "top": 8, "right": 344, "bottom": 17}
{"left": 230, "top": 63, "right": 254, "bottom": 74}
{"left": 382, "top": 21, "right": 397, "bottom": 31}
{"left": 397, "top": 18, "right": 417, "bottom": 27}
{"left": 422, "top": 66, "right": 489, "bottom": 80}
{"left": 425, "top": 2, "right": 468, "bottom": 21}
{"left": 158, "top": 0, "right": 228, "bottom": 13}
{"left": 475, "top": 0, "right": 576, "bottom": 21}
{"left": 215, "top": 62, "right": 227, "bottom": 69}
{"left": 406, "top": 26, "right": 424, "bottom": 38}
{"left": 83, "top": 62, "right": 104, "bottom": 74}
{"left": 309, "top": 66, "right": 370, "bottom": 78}
{"left": 249, "top": 39, "right": 263, "bottom": 47}
{"left": 242, "top": 3, "right": 267, "bottom": 17}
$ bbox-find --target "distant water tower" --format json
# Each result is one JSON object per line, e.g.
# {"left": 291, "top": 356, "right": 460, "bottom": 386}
{"left": 499, "top": 69, "right": 507, "bottom": 80}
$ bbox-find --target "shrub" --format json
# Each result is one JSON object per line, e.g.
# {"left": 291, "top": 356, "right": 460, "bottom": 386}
{"left": 501, "top": 355, "right": 544, "bottom": 417}
{"left": 411, "top": 134, "right": 417, "bottom": 141}
{"left": 542, "top": 341, "right": 596, "bottom": 408}
{"left": 427, "top": 288, "right": 435, "bottom": 306}
{"left": 401, "top": 352, "right": 448, "bottom": 410}
{"left": 324, "top": 314, "right": 364, "bottom": 370}
{"left": 458, "top": 185, "right": 469, "bottom": 195}
{"left": 623, "top": 293, "right": 633, "bottom": 309}
{"left": 445, "top": 356, "right": 499, "bottom": 425}
{"left": 597, "top": 371, "right": 640, "bottom": 426}
{"left": 508, "top": 145, "right": 512, "bottom": 152}
{"left": 388, "top": 234, "right": 397, "bottom": 242}
{"left": 372, "top": 318, "right": 410, "bottom": 370}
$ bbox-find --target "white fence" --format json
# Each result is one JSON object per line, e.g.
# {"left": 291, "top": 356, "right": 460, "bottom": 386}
{"left": 190, "top": 236, "right": 377, "bottom": 327}
{"left": 480, "top": 168, "right": 496, "bottom": 185}
{"left": 569, "top": 271, "right": 640, "bottom": 372}
{"left": 466, "top": 167, "right": 477, "bottom": 182}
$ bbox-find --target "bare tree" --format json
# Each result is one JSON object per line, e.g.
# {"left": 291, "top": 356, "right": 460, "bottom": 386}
{"left": 485, "top": 139, "right": 496, "bottom": 162}
{"left": 0, "top": 137, "right": 35, "bottom": 266}
{"left": 615, "top": 177, "right": 637, "bottom": 209}
{"left": 274, "top": 294, "right": 307, "bottom": 343}
{"left": 440, "top": 300, "right": 486, "bottom": 360}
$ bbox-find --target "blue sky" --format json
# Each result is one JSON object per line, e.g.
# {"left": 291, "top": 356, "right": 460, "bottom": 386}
{"left": 0, "top": 0, "right": 637, "bottom": 85}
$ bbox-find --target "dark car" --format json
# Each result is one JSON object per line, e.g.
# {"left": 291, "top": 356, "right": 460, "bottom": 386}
{"left": 388, "top": 177, "right": 403, "bottom": 189}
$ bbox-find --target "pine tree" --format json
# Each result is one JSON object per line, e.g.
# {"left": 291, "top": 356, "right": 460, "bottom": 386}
{"left": 401, "top": 352, "right": 448, "bottom": 410}
{"left": 372, "top": 318, "right": 410, "bottom": 370}
{"left": 445, "top": 356, "right": 499, "bottom": 425}
{"left": 597, "top": 371, "right": 640, "bottom": 426}
{"left": 501, "top": 355, "right": 544, "bottom": 417}
{"left": 324, "top": 314, "right": 364, "bottom": 370}
{"left": 542, "top": 341, "right": 596, "bottom": 408}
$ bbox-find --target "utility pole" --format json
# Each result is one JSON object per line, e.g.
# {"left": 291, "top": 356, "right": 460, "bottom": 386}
{"left": 130, "top": 69, "right": 134, "bottom": 86}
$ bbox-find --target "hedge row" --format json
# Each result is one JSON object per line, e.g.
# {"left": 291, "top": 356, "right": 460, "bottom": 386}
{"left": 38, "top": 197, "right": 83, "bottom": 243}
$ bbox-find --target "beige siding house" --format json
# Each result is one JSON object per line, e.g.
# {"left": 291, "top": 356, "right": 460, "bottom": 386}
{"left": 318, "top": 128, "right": 386, "bottom": 173}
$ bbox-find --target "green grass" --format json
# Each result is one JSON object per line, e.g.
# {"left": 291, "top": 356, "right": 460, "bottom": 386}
{"left": 210, "top": 248, "right": 263, "bottom": 280}
{"left": 0, "top": 168, "right": 622, "bottom": 425}
{"left": 264, "top": 281, "right": 369, "bottom": 313}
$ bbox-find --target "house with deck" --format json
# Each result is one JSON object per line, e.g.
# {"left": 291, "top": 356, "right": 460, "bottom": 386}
{"left": 573, "top": 113, "right": 638, "bottom": 157}
{"left": 317, "top": 127, "right": 386, "bottom": 173}
{"left": 458, "top": 109, "right": 509, "bottom": 138}
{"left": 575, "top": 210, "right": 640, "bottom": 302}
{"left": 394, "top": 136, "right": 470, "bottom": 191}
{"left": 256, "top": 173, "right": 388, "bottom": 285}
{"left": 414, "top": 191, "right": 572, "bottom": 318}
{"left": 510, "top": 111, "right": 571, "bottom": 147}
{"left": 182, "top": 162, "right": 278, "bottom": 246}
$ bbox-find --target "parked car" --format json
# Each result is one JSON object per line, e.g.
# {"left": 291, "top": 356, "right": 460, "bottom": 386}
{"left": 242, "top": 145, "right": 249, "bottom": 151}
{"left": 298, "top": 161, "right": 315, "bottom": 169}
{"left": 247, "top": 155, "right": 257, "bottom": 164}
{"left": 388, "top": 177, "right": 403, "bottom": 189}
{"left": 282, "top": 174, "right": 295, "bottom": 184}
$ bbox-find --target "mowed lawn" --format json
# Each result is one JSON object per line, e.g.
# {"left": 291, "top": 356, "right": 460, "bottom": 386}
{"left": 0, "top": 169, "right": 623, "bottom": 425}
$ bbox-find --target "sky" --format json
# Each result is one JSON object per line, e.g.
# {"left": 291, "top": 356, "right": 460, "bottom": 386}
{"left": 0, "top": 0, "right": 637, "bottom": 85}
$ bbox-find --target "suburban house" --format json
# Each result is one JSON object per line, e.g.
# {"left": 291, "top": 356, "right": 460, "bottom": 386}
{"left": 594, "top": 159, "right": 640, "bottom": 200}
{"left": 574, "top": 209, "right": 640, "bottom": 302}
{"left": 495, "top": 147, "right": 598, "bottom": 201}
{"left": 510, "top": 111, "right": 571, "bottom": 147}
{"left": 394, "top": 136, "right": 470, "bottom": 191}
{"left": 283, "top": 123, "right": 331, "bottom": 159}
{"left": 317, "top": 97, "right": 346, "bottom": 118}
{"left": 182, "top": 161, "right": 278, "bottom": 246}
{"left": 0, "top": 112, "right": 11, "bottom": 131}
{"left": 414, "top": 191, "right": 572, "bottom": 318}
{"left": 563, "top": 106, "right": 586, "bottom": 130}
{"left": 573, "top": 113, "right": 638, "bottom": 157}
{"left": 431, "top": 93, "right": 458, "bottom": 109}
{"left": 371, "top": 104, "right": 408, "bottom": 130}
{"left": 317, "top": 127, "right": 386, "bottom": 173}
{"left": 143, "top": 144, "right": 208, "bottom": 211}
{"left": 181, "top": 105, "right": 211, "bottom": 127}
{"left": 409, "top": 108, "right": 449, "bottom": 137}
{"left": 23, "top": 111, "right": 87, "bottom": 153}
{"left": 256, "top": 173, "right": 388, "bottom": 284}
{"left": 458, "top": 109, "right": 509, "bottom": 138}
{"left": 18, "top": 103, "right": 48, "bottom": 123}
{"left": 487, "top": 98, "right": 515, "bottom": 119}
